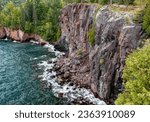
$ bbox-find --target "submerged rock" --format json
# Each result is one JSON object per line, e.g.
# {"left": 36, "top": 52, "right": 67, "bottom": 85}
{"left": 55, "top": 4, "right": 142, "bottom": 103}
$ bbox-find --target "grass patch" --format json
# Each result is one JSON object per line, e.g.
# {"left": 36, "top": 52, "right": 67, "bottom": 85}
{"left": 110, "top": 4, "right": 144, "bottom": 14}
{"left": 77, "top": 49, "right": 82, "bottom": 56}
{"left": 88, "top": 25, "right": 95, "bottom": 46}
{"left": 87, "top": 4, "right": 102, "bottom": 47}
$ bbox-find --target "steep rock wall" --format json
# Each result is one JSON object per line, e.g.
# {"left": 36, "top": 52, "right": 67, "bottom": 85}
{"left": 90, "top": 8, "right": 141, "bottom": 100}
{"left": 55, "top": 4, "right": 142, "bottom": 103}
{"left": 55, "top": 4, "right": 96, "bottom": 87}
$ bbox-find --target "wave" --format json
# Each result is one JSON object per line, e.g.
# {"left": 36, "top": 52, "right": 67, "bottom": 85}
{"left": 38, "top": 44, "right": 106, "bottom": 105}
{"left": 1, "top": 39, "right": 105, "bottom": 104}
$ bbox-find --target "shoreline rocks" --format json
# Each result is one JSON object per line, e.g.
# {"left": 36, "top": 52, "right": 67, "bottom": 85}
{"left": 0, "top": 27, "right": 48, "bottom": 45}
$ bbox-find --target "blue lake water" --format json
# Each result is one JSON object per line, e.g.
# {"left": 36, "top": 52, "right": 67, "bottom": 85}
{"left": 0, "top": 40, "right": 63, "bottom": 105}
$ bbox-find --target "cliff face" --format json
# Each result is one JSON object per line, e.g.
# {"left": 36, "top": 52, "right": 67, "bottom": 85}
{"left": 90, "top": 7, "right": 141, "bottom": 100}
{"left": 55, "top": 4, "right": 142, "bottom": 102}
{"left": 55, "top": 4, "right": 96, "bottom": 88}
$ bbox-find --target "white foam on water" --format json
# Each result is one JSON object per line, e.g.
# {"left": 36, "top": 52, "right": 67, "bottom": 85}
{"left": 30, "top": 40, "right": 40, "bottom": 44}
{"left": 4, "top": 38, "right": 8, "bottom": 40}
{"left": 13, "top": 40, "right": 20, "bottom": 43}
{"left": 43, "top": 44, "right": 65, "bottom": 57}
{"left": 38, "top": 44, "right": 106, "bottom": 105}
{"left": 33, "top": 57, "right": 38, "bottom": 60}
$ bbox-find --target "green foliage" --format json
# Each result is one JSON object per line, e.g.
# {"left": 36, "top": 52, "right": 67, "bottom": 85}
{"left": 133, "top": 9, "right": 144, "bottom": 24}
{"left": 0, "top": 0, "right": 25, "bottom": 6}
{"left": 63, "top": 0, "right": 137, "bottom": 5}
{"left": 63, "top": 0, "right": 81, "bottom": 4}
{"left": 134, "top": 0, "right": 148, "bottom": 5}
{"left": 56, "top": 28, "right": 61, "bottom": 41}
{"left": 100, "top": 0, "right": 109, "bottom": 4}
{"left": 88, "top": 26, "right": 95, "bottom": 46}
{"left": 112, "top": 0, "right": 135, "bottom": 4}
{"left": 99, "top": 58, "right": 104, "bottom": 64}
{"left": 0, "top": 0, "right": 148, "bottom": 42}
{"left": 143, "top": 1, "right": 150, "bottom": 36}
{"left": 0, "top": 2, "right": 21, "bottom": 28}
{"left": 62, "top": 0, "right": 102, "bottom": 5}
{"left": 20, "top": 0, "right": 62, "bottom": 41}
{"left": 0, "top": 0, "right": 62, "bottom": 42}
{"left": 115, "top": 45, "right": 150, "bottom": 105}
{"left": 77, "top": 49, "right": 83, "bottom": 56}
{"left": 143, "top": 39, "right": 150, "bottom": 45}
{"left": 124, "top": 16, "right": 132, "bottom": 24}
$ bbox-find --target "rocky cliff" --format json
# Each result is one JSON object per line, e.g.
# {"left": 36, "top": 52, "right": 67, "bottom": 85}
{"left": 55, "top": 4, "right": 142, "bottom": 103}
{"left": 0, "top": 27, "right": 47, "bottom": 45}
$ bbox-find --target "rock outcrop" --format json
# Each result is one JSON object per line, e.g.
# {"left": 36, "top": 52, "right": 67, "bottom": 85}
{"left": 0, "top": 27, "right": 6, "bottom": 39}
{"left": 0, "top": 27, "right": 47, "bottom": 45}
{"left": 55, "top": 4, "right": 142, "bottom": 103}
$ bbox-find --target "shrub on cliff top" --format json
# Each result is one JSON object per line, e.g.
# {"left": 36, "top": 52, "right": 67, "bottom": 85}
{"left": 115, "top": 45, "right": 150, "bottom": 105}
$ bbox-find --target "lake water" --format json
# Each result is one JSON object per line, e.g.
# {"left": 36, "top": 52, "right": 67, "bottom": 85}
{"left": 0, "top": 39, "right": 106, "bottom": 105}
{"left": 0, "top": 40, "right": 63, "bottom": 105}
